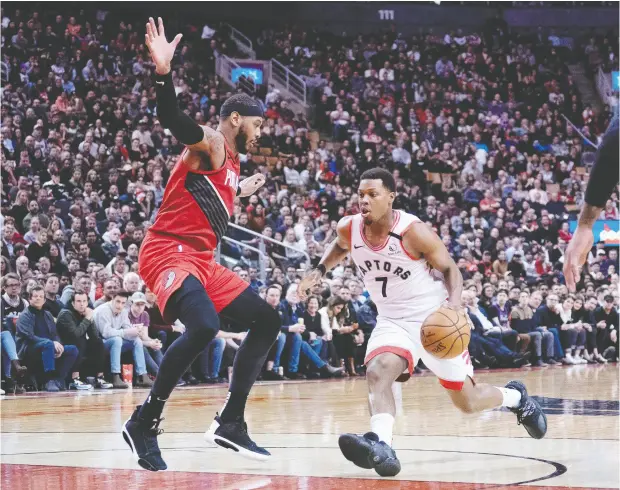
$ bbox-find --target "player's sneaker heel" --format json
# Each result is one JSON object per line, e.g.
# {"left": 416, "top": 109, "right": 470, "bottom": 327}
{"left": 338, "top": 432, "right": 401, "bottom": 477}
{"left": 204, "top": 415, "right": 271, "bottom": 461}
{"left": 505, "top": 380, "right": 547, "bottom": 440}
{"left": 122, "top": 405, "right": 167, "bottom": 471}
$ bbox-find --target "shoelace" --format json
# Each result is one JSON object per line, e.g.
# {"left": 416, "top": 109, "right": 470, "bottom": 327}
{"left": 143, "top": 418, "right": 165, "bottom": 455}
{"left": 516, "top": 399, "right": 536, "bottom": 425}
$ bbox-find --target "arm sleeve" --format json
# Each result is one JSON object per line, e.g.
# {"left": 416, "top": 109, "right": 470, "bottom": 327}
{"left": 585, "top": 116, "right": 619, "bottom": 208}
{"left": 155, "top": 72, "right": 204, "bottom": 146}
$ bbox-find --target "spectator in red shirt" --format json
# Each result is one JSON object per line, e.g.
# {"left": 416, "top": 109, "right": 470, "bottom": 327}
{"left": 480, "top": 189, "right": 500, "bottom": 215}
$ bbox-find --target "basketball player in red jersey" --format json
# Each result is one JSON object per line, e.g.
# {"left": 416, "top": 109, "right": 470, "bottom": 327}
{"left": 122, "top": 18, "right": 281, "bottom": 471}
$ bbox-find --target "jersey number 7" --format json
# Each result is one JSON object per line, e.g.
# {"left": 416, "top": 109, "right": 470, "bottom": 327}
{"left": 376, "top": 277, "right": 388, "bottom": 297}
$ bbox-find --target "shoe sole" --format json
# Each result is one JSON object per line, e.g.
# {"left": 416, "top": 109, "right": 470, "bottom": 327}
{"left": 122, "top": 420, "right": 167, "bottom": 472}
{"left": 204, "top": 421, "right": 271, "bottom": 461}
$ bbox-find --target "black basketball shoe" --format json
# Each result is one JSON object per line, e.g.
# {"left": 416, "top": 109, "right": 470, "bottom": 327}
{"left": 505, "top": 380, "right": 547, "bottom": 439}
{"left": 338, "top": 432, "right": 401, "bottom": 477}
{"left": 204, "top": 414, "right": 271, "bottom": 461}
{"left": 122, "top": 405, "right": 167, "bottom": 471}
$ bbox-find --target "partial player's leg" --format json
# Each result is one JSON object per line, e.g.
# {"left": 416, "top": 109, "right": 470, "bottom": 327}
{"left": 338, "top": 352, "right": 405, "bottom": 476}
{"left": 204, "top": 286, "right": 280, "bottom": 460}
{"left": 339, "top": 319, "right": 415, "bottom": 477}
{"left": 425, "top": 349, "right": 547, "bottom": 440}
{"left": 123, "top": 274, "right": 221, "bottom": 471}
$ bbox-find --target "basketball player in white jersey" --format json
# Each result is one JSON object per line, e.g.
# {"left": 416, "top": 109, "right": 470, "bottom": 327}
{"left": 299, "top": 169, "right": 547, "bottom": 477}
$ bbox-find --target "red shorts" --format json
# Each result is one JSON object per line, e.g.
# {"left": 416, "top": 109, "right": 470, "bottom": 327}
{"left": 139, "top": 232, "right": 248, "bottom": 317}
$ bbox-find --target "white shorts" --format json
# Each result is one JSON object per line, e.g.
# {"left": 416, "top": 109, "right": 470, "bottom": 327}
{"left": 364, "top": 316, "right": 474, "bottom": 390}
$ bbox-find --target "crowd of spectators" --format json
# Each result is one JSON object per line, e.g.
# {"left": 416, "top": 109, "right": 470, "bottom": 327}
{"left": 1, "top": 6, "right": 618, "bottom": 394}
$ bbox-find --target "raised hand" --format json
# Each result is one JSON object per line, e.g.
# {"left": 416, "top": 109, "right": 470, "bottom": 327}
{"left": 145, "top": 17, "right": 183, "bottom": 75}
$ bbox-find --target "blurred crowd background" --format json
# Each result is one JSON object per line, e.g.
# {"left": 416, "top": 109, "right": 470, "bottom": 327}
{"left": 1, "top": 3, "right": 618, "bottom": 394}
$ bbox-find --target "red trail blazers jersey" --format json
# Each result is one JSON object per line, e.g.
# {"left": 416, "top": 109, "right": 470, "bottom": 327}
{"left": 139, "top": 140, "right": 248, "bottom": 316}
{"left": 147, "top": 141, "right": 240, "bottom": 250}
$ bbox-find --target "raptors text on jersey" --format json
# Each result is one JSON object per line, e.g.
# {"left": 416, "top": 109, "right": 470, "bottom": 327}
{"left": 350, "top": 210, "right": 448, "bottom": 322}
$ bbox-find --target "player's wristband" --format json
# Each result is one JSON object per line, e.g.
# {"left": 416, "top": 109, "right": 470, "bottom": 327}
{"left": 316, "top": 264, "right": 327, "bottom": 277}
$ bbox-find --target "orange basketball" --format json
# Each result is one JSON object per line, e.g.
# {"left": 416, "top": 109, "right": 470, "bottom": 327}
{"left": 420, "top": 307, "right": 471, "bottom": 359}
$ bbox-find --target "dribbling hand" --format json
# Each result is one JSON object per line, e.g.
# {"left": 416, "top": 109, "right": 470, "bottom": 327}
{"left": 298, "top": 269, "right": 322, "bottom": 301}
{"left": 145, "top": 17, "right": 183, "bottom": 75}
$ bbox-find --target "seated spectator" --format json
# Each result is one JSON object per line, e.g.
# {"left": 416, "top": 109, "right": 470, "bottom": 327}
{"left": 462, "top": 290, "right": 529, "bottom": 369}
{"left": 93, "top": 278, "right": 119, "bottom": 308}
{"left": 263, "top": 285, "right": 287, "bottom": 381}
{"left": 60, "top": 273, "right": 94, "bottom": 308}
{"left": 484, "top": 290, "right": 521, "bottom": 352}
{"left": 127, "top": 291, "right": 163, "bottom": 377}
{"left": 1, "top": 274, "right": 29, "bottom": 393}
{"left": 558, "top": 296, "right": 587, "bottom": 364}
{"left": 510, "top": 291, "right": 555, "bottom": 366}
{"left": 302, "top": 295, "right": 331, "bottom": 362}
{"left": 279, "top": 284, "right": 342, "bottom": 378}
{"left": 2, "top": 273, "right": 28, "bottom": 327}
{"left": 593, "top": 294, "right": 619, "bottom": 361}
{"left": 357, "top": 299, "right": 378, "bottom": 336}
{"left": 278, "top": 283, "right": 306, "bottom": 379}
{"left": 16, "top": 287, "right": 79, "bottom": 392}
{"left": 93, "top": 290, "right": 153, "bottom": 389}
{"left": 43, "top": 274, "right": 64, "bottom": 317}
{"left": 56, "top": 291, "right": 112, "bottom": 390}
{"left": 319, "top": 296, "right": 361, "bottom": 375}
{"left": 123, "top": 272, "right": 142, "bottom": 297}
{"left": 534, "top": 294, "right": 568, "bottom": 364}
{"left": 337, "top": 285, "right": 365, "bottom": 368}
{"left": 576, "top": 296, "right": 611, "bottom": 363}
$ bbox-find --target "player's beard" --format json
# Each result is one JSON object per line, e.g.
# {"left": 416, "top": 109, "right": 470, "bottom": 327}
{"left": 235, "top": 125, "right": 250, "bottom": 153}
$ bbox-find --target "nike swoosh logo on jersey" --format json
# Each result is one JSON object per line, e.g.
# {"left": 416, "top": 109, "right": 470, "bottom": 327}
{"left": 156, "top": 81, "right": 165, "bottom": 85}
{"left": 354, "top": 245, "right": 364, "bottom": 249}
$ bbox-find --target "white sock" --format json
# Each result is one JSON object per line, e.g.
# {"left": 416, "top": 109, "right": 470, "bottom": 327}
{"left": 498, "top": 387, "right": 522, "bottom": 408}
{"left": 370, "top": 413, "right": 395, "bottom": 446}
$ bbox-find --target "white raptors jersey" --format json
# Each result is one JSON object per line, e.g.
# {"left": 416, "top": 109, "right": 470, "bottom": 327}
{"left": 350, "top": 210, "right": 448, "bottom": 322}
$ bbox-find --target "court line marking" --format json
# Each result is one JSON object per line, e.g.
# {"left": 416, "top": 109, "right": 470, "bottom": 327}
{"left": 2, "top": 431, "right": 617, "bottom": 441}
{"left": 0, "top": 446, "right": 567, "bottom": 487}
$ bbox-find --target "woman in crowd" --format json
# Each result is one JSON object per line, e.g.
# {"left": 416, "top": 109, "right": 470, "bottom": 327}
{"left": 319, "top": 296, "right": 361, "bottom": 376}
{"left": 558, "top": 296, "right": 588, "bottom": 364}
{"left": 302, "top": 295, "right": 330, "bottom": 362}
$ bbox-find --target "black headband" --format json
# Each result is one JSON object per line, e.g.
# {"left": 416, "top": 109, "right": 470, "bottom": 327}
{"left": 220, "top": 103, "right": 263, "bottom": 118}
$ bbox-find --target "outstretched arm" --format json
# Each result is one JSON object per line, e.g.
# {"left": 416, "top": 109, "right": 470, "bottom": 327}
{"left": 402, "top": 222, "right": 463, "bottom": 308}
{"left": 564, "top": 117, "right": 619, "bottom": 291}
{"left": 146, "top": 17, "right": 224, "bottom": 167}
{"left": 298, "top": 216, "right": 352, "bottom": 300}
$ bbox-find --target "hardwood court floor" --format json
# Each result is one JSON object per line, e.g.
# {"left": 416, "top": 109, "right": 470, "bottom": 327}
{"left": 1, "top": 364, "right": 618, "bottom": 490}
